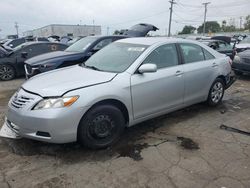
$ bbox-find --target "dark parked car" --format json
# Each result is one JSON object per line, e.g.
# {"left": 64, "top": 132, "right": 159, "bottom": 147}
{"left": 199, "top": 37, "right": 236, "bottom": 59}
{"left": 232, "top": 49, "right": 250, "bottom": 75}
{"left": 3, "top": 37, "right": 49, "bottom": 49}
{"left": 0, "top": 42, "right": 68, "bottom": 81}
{"left": 25, "top": 36, "right": 127, "bottom": 78}
{"left": 25, "top": 23, "right": 158, "bottom": 78}
{"left": 235, "top": 36, "right": 250, "bottom": 53}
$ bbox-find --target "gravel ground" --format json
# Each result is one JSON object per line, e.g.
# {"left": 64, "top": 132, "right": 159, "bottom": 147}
{"left": 0, "top": 76, "right": 250, "bottom": 188}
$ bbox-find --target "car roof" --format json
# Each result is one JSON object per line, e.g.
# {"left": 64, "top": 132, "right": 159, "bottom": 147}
{"left": 116, "top": 37, "right": 193, "bottom": 46}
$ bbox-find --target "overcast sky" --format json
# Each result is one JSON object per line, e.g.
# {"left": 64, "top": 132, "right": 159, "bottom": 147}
{"left": 0, "top": 0, "right": 249, "bottom": 38}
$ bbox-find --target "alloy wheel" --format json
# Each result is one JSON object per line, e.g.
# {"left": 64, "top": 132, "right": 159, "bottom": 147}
{"left": 211, "top": 82, "right": 223, "bottom": 104}
{"left": 0, "top": 65, "right": 15, "bottom": 81}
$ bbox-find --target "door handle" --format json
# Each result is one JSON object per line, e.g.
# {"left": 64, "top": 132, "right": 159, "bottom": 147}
{"left": 212, "top": 63, "right": 218, "bottom": 67}
{"left": 175, "top": 70, "right": 183, "bottom": 76}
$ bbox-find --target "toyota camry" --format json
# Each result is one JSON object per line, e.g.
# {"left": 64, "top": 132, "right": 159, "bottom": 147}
{"left": 0, "top": 37, "right": 235, "bottom": 149}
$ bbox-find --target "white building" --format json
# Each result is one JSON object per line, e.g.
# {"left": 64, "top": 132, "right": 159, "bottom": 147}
{"left": 23, "top": 24, "right": 101, "bottom": 37}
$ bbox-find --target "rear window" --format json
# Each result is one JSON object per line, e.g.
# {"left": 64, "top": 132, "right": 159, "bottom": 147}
{"left": 203, "top": 48, "right": 215, "bottom": 60}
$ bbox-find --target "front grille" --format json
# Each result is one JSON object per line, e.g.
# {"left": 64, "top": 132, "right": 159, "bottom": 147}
{"left": 11, "top": 94, "right": 34, "bottom": 109}
{"left": 242, "top": 58, "right": 250, "bottom": 64}
{"left": 24, "top": 64, "right": 33, "bottom": 74}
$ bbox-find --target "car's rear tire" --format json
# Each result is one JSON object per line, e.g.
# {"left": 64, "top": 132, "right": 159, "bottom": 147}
{"left": 207, "top": 78, "right": 225, "bottom": 106}
{"left": 78, "top": 105, "right": 125, "bottom": 149}
{"left": 0, "top": 64, "right": 15, "bottom": 81}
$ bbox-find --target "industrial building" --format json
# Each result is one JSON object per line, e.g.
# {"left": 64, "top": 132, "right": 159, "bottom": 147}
{"left": 23, "top": 24, "right": 101, "bottom": 37}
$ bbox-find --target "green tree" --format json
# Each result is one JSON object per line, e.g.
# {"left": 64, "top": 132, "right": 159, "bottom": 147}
{"left": 244, "top": 15, "right": 250, "bottom": 31}
{"left": 221, "top": 20, "right": 227, "bottom": 31}
{"left": 197, "top": 21, "right": 221, "bottom": 33}
{"left": 178, "top": 25, "right": 196, "bottom": 34}
{"left": 221, "top": 19, "right": 239, "bottom": 32}
{"left": 113, "top": 30, "right": 121, "bottom": 35}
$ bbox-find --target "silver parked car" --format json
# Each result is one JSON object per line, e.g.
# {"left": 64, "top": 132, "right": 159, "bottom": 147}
{"left": 0, "top": 38, "right": 235, "bottom": 149}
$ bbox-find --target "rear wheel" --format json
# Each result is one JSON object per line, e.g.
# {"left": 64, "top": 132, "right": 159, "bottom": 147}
{"left": 207, "top": 78, "right": 225, "bottom": 106}
{"left": 78, "top": 105, "right": 125, "bottom": 149}
{"left": 0, "top": 64, "right": 15, "bottom": 81}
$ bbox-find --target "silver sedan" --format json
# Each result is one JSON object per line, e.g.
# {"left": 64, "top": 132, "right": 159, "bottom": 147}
{"left": 0, "top": 37, "right": 235, "bottom": 149}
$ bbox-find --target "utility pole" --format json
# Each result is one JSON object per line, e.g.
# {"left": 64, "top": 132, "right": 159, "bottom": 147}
{"left": 92, "top": 19, "right": 95, "bottom": 35}
{"left": 15, "top": 22, "right": 19, "bottom": 38}
{"left": 202, "top": 2, "right": 210, "bottom": 36}
{"left": 107, "top": 27, "right": 110, "bottom": 35}
{"left": 240, "top": 16, "right": 243, "bottom": 29}
{"left": 168, "top": 0, "right": 176, "bottom": 37}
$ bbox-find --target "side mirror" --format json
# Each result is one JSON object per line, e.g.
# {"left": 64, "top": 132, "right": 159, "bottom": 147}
{"left": 138, "top": 63, "right": 157, "bottom": 74}
{"left": 21, "top": 52, "right": 28, "bottom": 58}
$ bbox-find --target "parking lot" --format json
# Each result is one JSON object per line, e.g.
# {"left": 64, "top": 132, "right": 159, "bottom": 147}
{"left": 0, "top": 76, "right": 249, "bottom": 188}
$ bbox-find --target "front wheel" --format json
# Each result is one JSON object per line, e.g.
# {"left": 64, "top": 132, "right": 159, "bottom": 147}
{"left": 78, "top": 105, "right": 125, "bottom": 149}
{"left": 0, "top": 64, "right": 15, "bottom": 81}
{"left": 207, "top": 78, "right": 225, "bottom": 106}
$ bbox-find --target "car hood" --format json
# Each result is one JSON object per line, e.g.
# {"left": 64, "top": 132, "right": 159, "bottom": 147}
{"left": 25, "top": 51, "right": 81, "bottom": 65}
{"left": 120, "top": 23, "right": 159, "bottom": 37}
{"left": 236, "top": 43, "right": 250, "bottom": 49}
{"left": 22, "top": 65, "right": 117, "bottom": 97}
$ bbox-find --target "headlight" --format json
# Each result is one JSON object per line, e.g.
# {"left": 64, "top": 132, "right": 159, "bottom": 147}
{"left": 33, "top": 96, "right": 79, "bottom": 110}
{"left": 233, "top": 55, "right": 241, "bottom": 63}
{"left": 40, "top": 63, "right": 55, "bottom": 68}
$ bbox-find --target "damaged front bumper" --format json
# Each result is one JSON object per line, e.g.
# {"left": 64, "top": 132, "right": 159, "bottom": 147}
{"left": 0, "top": 118, "right": 21, "bottom": 139}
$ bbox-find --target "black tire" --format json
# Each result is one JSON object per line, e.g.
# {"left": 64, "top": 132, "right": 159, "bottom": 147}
{"left": 207, "top": 78, "right": 225, "bottom": 106}
{"left": 78, "top": 105, "right": 125, "bottom": 149}
{"left": 0, "top": 64, "right": 15, "bottom": 81}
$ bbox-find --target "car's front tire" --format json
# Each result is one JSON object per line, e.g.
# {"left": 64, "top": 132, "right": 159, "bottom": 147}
{"left": 207, "top": 78, "right": 225, "bottom": 106}
{"left": 0, "top": 64, "right": 15, "bottom": 81}
{"left": 78, "top": 105, "right": 125, "bottom": 149}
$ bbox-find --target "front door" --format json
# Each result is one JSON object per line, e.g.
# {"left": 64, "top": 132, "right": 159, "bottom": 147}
{"left": 131, "top": 43, "right": 184, "bottom": 119}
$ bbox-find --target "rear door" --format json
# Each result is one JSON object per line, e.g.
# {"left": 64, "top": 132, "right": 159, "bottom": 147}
{"left": 131, "top": 43, "right": 184, "bottom": 119}
{"left": 178, "top": 43, "right": 217, "bottom": 104}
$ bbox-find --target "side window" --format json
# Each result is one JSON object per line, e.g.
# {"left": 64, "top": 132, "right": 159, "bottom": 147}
{"left": 26, "top": 44, "right": 44, "bottom": 57}
{"left": 143, "top": 43, "right": 179, "bottom": 69}
{"left": 180, "top": 43, "right": 205, "bottom": 64}
{"left": 93, "top": 38, "right": 113, "bottom": 50}
{"left": 203, "top": 48, "right": 215, "bottom": 60}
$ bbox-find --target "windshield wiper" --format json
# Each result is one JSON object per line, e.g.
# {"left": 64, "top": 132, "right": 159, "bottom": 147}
{"left": 83, "top": 64, "right": 101, "bottom": 71}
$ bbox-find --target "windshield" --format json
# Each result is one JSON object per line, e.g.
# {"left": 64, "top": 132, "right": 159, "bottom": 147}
{"left": 65, "top": 37, "right": 97, "bottom": 52}
{"left": 84, "top": 42, "right": 148, "bottom": 73}
{"left": 13, "top": 43, "right": 26, "bottom": 51}
{"left": 240, "top": 36, "right": 250, "bottom": 44}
